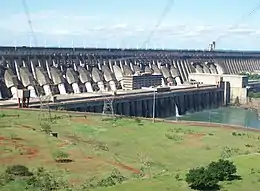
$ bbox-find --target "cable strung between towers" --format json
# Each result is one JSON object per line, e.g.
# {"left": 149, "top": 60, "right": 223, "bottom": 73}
{"left": 141, "top": 0, "right": 175, "bottom": 49}
{"left": 22, "top": 0, "right": 38, "bottom": 46}
{"left": 214, "top": 1, "right": 260, "bottom": 45}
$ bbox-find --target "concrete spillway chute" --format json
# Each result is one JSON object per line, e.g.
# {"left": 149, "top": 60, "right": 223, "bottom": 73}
{"left": 170, "top": 67, "right": 180, "bottom": 78}
{"left": 122, "top": 65, "right": 133, "bottom": 76}
{"left": 113, "top": 65, "right": 123, "bottom": 81}
{"left": 102, "top": 65, "right": 117, "bottom": 91}
{"left": 209, "top": 64, "right": 218, "bottom": 74}
{"left": 19, "top": 67, "right": 34, "bottom": 87}
{"left": 194, "top": 64, "right": 204, "bottom": 73}
{"left": 170, "top": 66, "right": 182, "bottom": 85}
{"left": 77, "top": 67, "right": 93, "bottom": 92}
{"left": 92, "top": 67, "right": 105, "bottom": 91}
{"left": 66, "top": 68, "right": 81, "bottom": 94}
{"left": 144, "top": 65, "right": 153, "bottom": 74}
{"left": 35, "top": 67, "right": 52, "bottom": 96}
{"left": 19, "top": 67, "right": 37, "bottom": 98}
{"left": 4, "top": 68, "right": 19, "bottom": 98}
{"left": 132, "top": 64, "right": 141, "bottom": 74}
{"left": 102, "top": 65, "right": 113, "bottom": 82}
{"left": 161, "top": 66, "right": 171, "bottom": 78}
{"left": 214, "top": 63, "right": 225, "bottom": 74}
{"left": 151, "top": 64, "right": 161, "bottom": 75}
{"left": 202, "top": 64, "right": 211, "bottom": 73}
{"left": 50, "top": 67, "right": 67, "bottom": 95}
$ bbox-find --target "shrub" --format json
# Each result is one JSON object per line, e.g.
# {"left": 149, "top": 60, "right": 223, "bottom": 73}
{"left": 186, "top": 167, "right": 219, "bottom": 190}
{"left": 40, "top": 122, "right": 52, "bottom": 134}
{"left": 186, "top": 159, "right": 239, "bottom": 190}
{"left": 208, "top": 159, "right": 237, "bottom": 181}
{"left": 97, "top": 169, "right": 127, "bottom": 187}
{"left": 53, "top": 151, "right": 72, "bottom": 163}
{"left": 27, "top": 167, "right": 68, "bottom": 191}
{"left": 5, "top": 165, "right": 33, "bottom": 177}
{"left": 82, "top": 169, "right": 127, "bottom": 190}
{"left": 165, "top": 134, "right": 183, "bottom": 141}
{"left": 0, "top": 173, "right": 15, "bottom": 186}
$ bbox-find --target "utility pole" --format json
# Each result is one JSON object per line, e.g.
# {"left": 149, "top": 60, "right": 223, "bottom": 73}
{"left": 152, "top": 89, "right": 156, "bottom": 123}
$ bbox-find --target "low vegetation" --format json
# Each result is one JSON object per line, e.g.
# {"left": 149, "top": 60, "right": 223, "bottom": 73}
{"left": 186, "top": 159, "right": 238, "bottom": 190}
{"left": 248, "top": 91, "right": 260, "bottom": 99}
{"left": 1, "top": 109, "right": 260, "bottom": 190}
{"left": 240, "top": 72, "right": 260, "bottom": 80}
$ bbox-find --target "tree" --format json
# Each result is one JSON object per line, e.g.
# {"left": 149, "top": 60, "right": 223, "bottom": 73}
{"left": 208, "top": 159, "right": 237, "bottom": 181}
{"left": 185, "top": 167, "right": 219, "bottom": 190}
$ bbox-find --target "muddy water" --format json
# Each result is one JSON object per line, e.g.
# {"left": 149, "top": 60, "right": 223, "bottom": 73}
{"left": 166, "top": 107, "right": 260, "bottom": 129}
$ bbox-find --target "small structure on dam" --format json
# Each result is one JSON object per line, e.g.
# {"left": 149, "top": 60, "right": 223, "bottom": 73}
{"left": 189, "top": 73, "right": 248, "bottom": 104}
{"left": 121, "top": 74, "right": 162, "bottom": 90}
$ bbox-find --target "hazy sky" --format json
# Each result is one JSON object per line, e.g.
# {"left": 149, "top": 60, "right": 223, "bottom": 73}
{"left": 1, "top": 0, "right": 260, "bottom": 50}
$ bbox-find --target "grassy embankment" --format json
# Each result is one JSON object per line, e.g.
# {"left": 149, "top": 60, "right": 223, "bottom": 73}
{"left": 0, "top": 109, "right": 260, "bottom": 191}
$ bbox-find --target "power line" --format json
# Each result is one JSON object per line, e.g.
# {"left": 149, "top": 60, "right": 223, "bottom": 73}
{"left": 215, "top": 1, "right": 260, "bottom": 44}
{"left": 141, "top": 0, "right": 175, "bottom": 48}
{"left": 21, "top": 0, "right": 38, "bottom": 46}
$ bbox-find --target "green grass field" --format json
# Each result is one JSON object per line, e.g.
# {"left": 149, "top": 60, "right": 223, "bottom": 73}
{"left": 1, "top": 109, "right": 260, "bottom": 191}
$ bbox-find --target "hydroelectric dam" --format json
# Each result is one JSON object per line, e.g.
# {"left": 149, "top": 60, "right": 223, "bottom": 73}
{"left": 0, "top": 46, "right": 257, "bottom": 118}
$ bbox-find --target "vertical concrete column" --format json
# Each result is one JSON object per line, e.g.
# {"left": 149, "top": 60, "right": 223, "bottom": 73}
{"left": 143, "top": 99, "right": 149, "bottom": 117}
{"left": 209, "top": 92, "right": 213, "bottom": 108}
{"left": 198, "top": 93, "right": 203, "bottom": 111}
{"left": 58, "top": 84, "right": 67, "bottom": 95}
{"left": 168, "top": 97, "right": 173, "bottom": 117}
{"left": 202, "top": 93, "right": 206, "bottom": 109}
{"left": 123, "top": 101, "right": 130, "bottom": 116}
{"left": 136, "top": 100, "right": 143, "bottom": 117}
{"left": 147, "top": 99, "right": 153, "bottom": 118}
{"left": 72, "top": 83, "right": 81, "bottom": 94}
{"left": 154, "top": 98, "right": 160, "bottom": 118}
{"left": 169, "top": 97, "right": 175, "bottom": 116}
{"left": 161, "top": 98, "right": 167, "bottom": 117}
{"left": 116, "top": 102, "right": 122, "bottom": 115}
{"left": 193, "top": 93, "right": 197, "bottom": 112}
{"left": 130, "top": 101, "right": 136, "bottom": 116}
{"left": 178, "top": 95, "right": 183, "bottom": 115}
{"left": 163, "top": 98, "right": 169, "bottom": 117}
{"left": 188, "top": 93, "right": 193, "bottom": 112}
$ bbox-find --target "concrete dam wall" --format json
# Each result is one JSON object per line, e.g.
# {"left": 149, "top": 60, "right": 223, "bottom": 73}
{"left": 0, "top": 46, "right": 259, "bottom": 100}
{"left": 43, "top": 86, "right": 224, "bottom": 118}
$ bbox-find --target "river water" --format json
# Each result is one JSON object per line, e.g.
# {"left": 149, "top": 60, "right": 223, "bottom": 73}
{"left": 166, "top": 107, "right": 260, "bottom": 129}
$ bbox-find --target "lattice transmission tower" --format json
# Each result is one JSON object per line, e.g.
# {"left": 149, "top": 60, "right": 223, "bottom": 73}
{"left": 101, "top": 83, "right": 116, "bottom": 118}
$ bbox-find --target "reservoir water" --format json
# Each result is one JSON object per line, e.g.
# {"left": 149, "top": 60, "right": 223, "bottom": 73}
{"left": 166, "top": 107, "right": 260, "bottom": 129}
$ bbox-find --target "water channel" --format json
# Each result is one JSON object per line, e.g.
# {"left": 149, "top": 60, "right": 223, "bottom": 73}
{"left": 166, "top": 107, "right": 260, "bottom": 129}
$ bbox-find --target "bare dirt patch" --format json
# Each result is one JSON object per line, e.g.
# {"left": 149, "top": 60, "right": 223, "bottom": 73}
{"left": 85, "top": 156, "right": 141, "bottom": 174}
{"left": 0, "top": 136, "right": 8, "bottom": 141}
{"left": 71, "top": 117, "right": 97, "bottom": 125}
{"left": 65, "top": 135, "right": 102, "bottom": 146}
{"left": 186, "top": 133, "right": 206, "bottom": 139}
{"left": 0, "top": 136, "right": 39, "bottom": 162}
{"left": 182, "top": 133, "right": 206, "bottom": 148}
